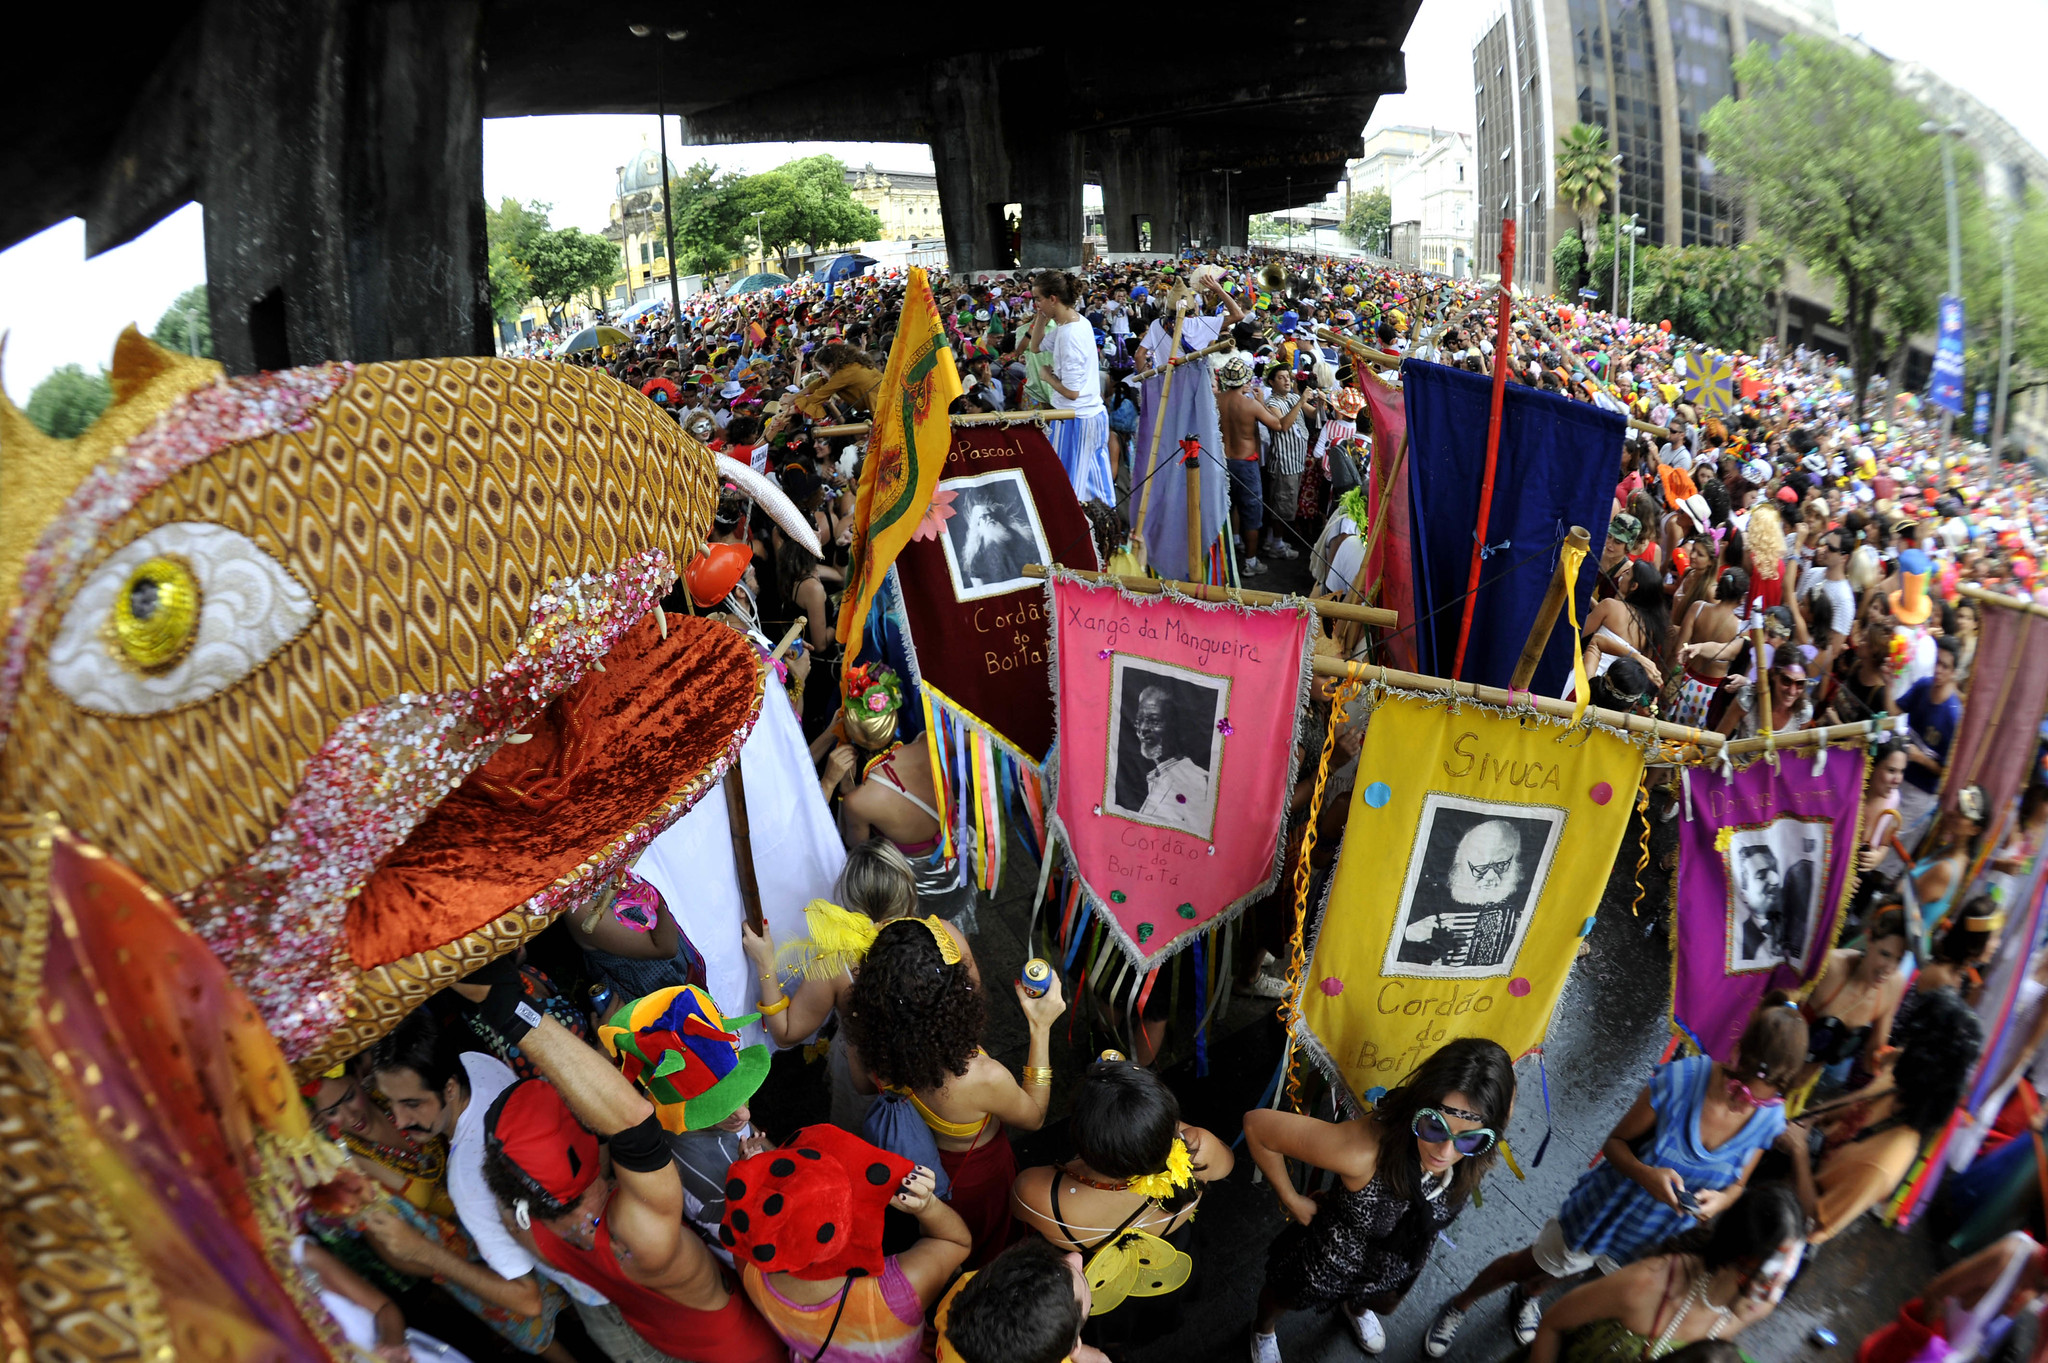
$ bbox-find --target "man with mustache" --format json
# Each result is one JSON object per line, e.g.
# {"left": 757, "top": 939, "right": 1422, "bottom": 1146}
{"left": 1131, "top": 685, "right": 1211, "bottom": 836}
{"left": 1400, "top": 819, "right": 1529, "bottom": 969}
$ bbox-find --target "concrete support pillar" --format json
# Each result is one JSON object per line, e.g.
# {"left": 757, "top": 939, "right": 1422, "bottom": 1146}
{"left": 1183, "top": 175, "right": 1223, "bottom": 251}
{"left": 1097, "top": 128, "right": 1180, "bottom": 254}
{"left": 200, "top": 0, "right": 491, "bottom": 373}
{"left": 929, "top": 52, "right": 1084, "bottom": 274}
{"left": 930, "top": 53, "right": 1009, "bottom": 275}
{"left": 1013, "top": 129, "right": 1081, "bottom": 269}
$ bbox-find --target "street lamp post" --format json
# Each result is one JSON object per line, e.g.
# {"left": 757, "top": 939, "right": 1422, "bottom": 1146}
{"left": 628, "top": 24, "right": 687, "bottom": 323}
{"left": 1625, "top": 216, "right": 1644, "bottom": 320}
{"left": 1992, "top": 176, "right": 2018, "bottom": 458}
{"left": 752, "top": 209, "right": 768, "bottom": 278}
{"left": 1608, "top": 154, "right": 1625, "bottom": 312}
{"left": 1921, "top": 121, "right": 1967, "bottom": 454}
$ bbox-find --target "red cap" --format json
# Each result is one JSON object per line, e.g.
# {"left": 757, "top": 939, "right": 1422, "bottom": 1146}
{"left": 487, "top": 1080, "right": 600, "bottom": 1205}
{"left": 685, "top": 543, "right": 754, "bottom": 608}
{"left": 1775, "top": 486, "right": 1799, "bottom": 503}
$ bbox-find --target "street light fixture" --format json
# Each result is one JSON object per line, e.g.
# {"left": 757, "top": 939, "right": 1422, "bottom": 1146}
{"left": 628, "top": 24, "right": 688, "bottom": 323}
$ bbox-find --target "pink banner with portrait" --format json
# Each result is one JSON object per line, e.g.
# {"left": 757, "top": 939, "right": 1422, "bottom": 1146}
{"left": 1046, "top": 573, "right": 1314, "bottom": 970}
{"left": 1674, "top": 749, "right": 1868, "bottom": 1060}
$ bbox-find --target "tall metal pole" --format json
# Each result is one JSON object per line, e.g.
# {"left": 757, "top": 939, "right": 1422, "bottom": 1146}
{"left": 1608, "top": 155, "right": 1624, "bottom": 311}
{"left": 631, "top": 26, "right": 686, "bottom": 322}
{"left": 1925, "top": 122, "right": 1965, "bottom": 453}
{"left": 1992, "top": 191, "right": 2017, "bottom": 457}
{"left": 1625, "top": 216, "right": 1639, "bottom": 320}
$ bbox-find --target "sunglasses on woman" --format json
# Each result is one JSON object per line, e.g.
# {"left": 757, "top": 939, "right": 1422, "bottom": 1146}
{"left": 1411, "top": 1107, "right": 1498, "bottom": 1156}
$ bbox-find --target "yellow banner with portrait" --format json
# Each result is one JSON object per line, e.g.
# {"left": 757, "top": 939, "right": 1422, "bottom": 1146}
{"left": 1293, "top": 692, "right": 1645, "bottom": 1107}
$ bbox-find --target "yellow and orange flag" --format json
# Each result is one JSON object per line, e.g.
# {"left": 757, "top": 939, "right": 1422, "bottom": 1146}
{"left": 835, "top": 267, "right": 961, "bottom": 685}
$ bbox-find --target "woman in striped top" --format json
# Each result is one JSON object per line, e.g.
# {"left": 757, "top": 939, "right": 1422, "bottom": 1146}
{"left": 1260, "top": 365, "right": 1316, "bottom": 564}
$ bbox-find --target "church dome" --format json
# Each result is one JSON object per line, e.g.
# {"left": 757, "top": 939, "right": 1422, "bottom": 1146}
{"left": 619, "top": 146, "right": 677, "bottom": 196}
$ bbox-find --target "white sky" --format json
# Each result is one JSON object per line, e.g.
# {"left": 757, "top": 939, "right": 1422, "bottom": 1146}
{"left": 2, "top": 0, "right": 2033, "bottom": 401}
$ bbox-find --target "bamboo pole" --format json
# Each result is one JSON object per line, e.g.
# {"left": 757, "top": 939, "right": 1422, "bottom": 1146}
{"left": 1509, "top": 527, "right": 1592, "bottom": 690}
{"left": 1751, "top": 624, "right": 1773, "bottom": 750}
{"left": 1310, "top": 656, "right": 1726, "bottom": 751}
{"left": 1136, "top": 299, "right": 1192, "bottom": 551}
{"left": 768, "top": 618, "right": 806, "bottom": 662}
{"left": 1314, "top": 326, "right": 1401, "bottom": 369}
{"left": 1129, "top": 337, "right": 1238, "bottom": 382}
{"left": 1959, "top": 582, "right": 2048, "bottom": 619}
{"left": 809, "top": 409, "right": 1075, "bottom": 437}
{"left": 723, "top": 763, "right": 765, "bottom": 933}
{"left": 1723, "top": 715, "right": 1907, "bottom": 758}
{"left": 1021, "top": 564, "right": 1397, "bottom": 627}
{"left": 1185, "top": 448, "right": 1204, "bottom": 583}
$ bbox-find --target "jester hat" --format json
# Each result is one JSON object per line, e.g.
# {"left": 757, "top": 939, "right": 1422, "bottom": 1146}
{"left": 599, "top": 984, "right": 769, "bottom": 1132}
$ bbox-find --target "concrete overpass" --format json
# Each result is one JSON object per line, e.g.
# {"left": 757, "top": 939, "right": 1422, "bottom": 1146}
{"left": 1, "top": 1, "right": 1419, "bottom": 373}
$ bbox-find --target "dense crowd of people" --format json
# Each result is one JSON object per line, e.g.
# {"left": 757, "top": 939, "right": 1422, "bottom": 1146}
{"left": 289, "top": 250, "right": 2048, "bottom": 1363}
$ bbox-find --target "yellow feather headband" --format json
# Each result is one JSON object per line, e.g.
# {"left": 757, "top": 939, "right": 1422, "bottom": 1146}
{"left": 775, "top": 899, "right": 961, "bottom": 980}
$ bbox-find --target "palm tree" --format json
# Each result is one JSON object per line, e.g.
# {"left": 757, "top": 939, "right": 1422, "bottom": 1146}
{"left": 1556, "top": 123, "right": 1620, "bottom": 252}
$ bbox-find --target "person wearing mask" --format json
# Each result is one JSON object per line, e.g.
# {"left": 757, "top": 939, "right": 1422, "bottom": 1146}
{"left": 1246, "top": 1039, "right": 1516, "bottom": 1360}
{"left": 1426, "top": 1001, "right": 1804, "bottom": 1356}
{"left": 1518, "top": 1185, "right": 1806, "bottom": 1363}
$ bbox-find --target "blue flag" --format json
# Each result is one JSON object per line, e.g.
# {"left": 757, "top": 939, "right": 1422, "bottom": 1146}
{"left": 1975, "top": 389, "right": 1991, "bottom": 437}
{"left": 1402, "top": 359, "right": 1626, "bottom": 695}
{"left": 1932, "top": 294, "right": 1966, "bottom": 415}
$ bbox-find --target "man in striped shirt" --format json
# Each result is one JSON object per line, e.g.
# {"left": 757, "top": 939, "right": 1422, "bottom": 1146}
{"left": 1259, "top": 364, "right": 1313, "bottom": 563}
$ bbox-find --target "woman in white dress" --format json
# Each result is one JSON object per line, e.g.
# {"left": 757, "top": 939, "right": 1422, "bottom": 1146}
{"left": 1028, "top": 270, "right": 1115, "bottom": 504}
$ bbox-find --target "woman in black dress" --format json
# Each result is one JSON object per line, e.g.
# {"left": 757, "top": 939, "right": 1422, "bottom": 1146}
{"left": 1244, "top": 1038, "right": 1516, "bottom": 1361}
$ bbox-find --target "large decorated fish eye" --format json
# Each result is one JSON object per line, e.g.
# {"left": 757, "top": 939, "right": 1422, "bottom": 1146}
{"left": 47, "top": 522, "right": 318, "bottom": 716}
{"left": 112, "top": 555, "right": 202, "bottom": 671}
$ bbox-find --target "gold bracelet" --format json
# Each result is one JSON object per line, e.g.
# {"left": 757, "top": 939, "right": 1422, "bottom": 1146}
{"left": 757, "top": 994, "right": 792, "bottom": 1016}
{"left": 1022, "top": 1065, "right": 1054, "bottom": 1086}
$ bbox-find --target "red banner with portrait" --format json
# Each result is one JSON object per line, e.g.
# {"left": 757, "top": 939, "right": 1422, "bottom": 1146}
{"left": 893, "top": 423, "right": 1097, "bottom": 762}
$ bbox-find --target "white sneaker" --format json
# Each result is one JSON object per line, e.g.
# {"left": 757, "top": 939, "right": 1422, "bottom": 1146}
{"left": 1242, "top": 556, "right": 1265, "bottom": 574}
{"left": 1347, "top": 1308, "right": 1387, "bottom": 1355}
{"left": 1269, "top": 540, "right": 1301, "bottom": 560}
{"left": 1510, "top": 1288, "right": 1542, "bottom": 1345}
{"left": 1250, "top": 1329, "right": 1282, "bottom": 1363}
{"left": 1424, "top": 1303, "right": 1466, "bottom": 1358}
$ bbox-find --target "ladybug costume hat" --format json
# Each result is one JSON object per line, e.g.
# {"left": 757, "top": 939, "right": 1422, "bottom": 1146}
{"left": 719, "top": 1124, "right": 913, "bottom": 1280}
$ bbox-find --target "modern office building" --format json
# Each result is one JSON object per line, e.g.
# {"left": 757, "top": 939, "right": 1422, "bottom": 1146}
{"left": 1471, "top": 0, "right": 2042, "bottom": 303}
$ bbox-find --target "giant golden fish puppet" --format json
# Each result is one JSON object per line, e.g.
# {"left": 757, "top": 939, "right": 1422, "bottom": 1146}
{"left": 0, "top": 331, "right": 819, "bottom": 1361}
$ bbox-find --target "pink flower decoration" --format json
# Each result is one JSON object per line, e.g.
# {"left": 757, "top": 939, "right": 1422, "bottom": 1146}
{"left": 1098, "top": 648, "right": 1113, "bottom": 661}
{"left": 1217, "top": 718, "right": 1234, "bottom": 736}
{"left": 865, "top": 692, "right": 889, "bottom": 712}
{"left": 911, "top": 486, "right": 959, "bottom": 542}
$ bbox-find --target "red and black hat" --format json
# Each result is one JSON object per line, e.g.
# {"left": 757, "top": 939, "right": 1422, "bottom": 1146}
{"left": 719, "top": 1124, "right": 912, "bottom": 1281}
{"left": 485, "top": 1079, "right": 600, "bottom": 1211}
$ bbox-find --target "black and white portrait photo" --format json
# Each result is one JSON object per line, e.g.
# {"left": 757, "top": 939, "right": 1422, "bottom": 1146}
{"left": 1102, "top": 655, "right": 1229, "bottom": 842}
{"left": 1384, "top": 795, "right": 1565, "bottom": 979}
{"left": 938, "top": 469, "right": 1051, "bottom": 601}
{"left": 1723, "top": 818, "right": 1827, "bottom": 974}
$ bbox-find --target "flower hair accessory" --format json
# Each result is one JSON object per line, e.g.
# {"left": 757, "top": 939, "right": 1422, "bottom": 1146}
{"left": 1125, "top": 1136, "right": 1195, "bottom": 1200}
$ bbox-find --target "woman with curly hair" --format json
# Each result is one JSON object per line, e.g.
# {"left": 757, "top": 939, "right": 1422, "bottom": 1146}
{"left": 1244, "top": 1037, "right": 1516, "bottom": 1361}
{"left": 843, "top": 918, "right": 1066, "bottom": 1265}
{"left": 1781, "top": 987, "right": 1984, "bottom": 1244}
{"left": 1011, "top": 1058, "right": 1235, "bottom": 1351}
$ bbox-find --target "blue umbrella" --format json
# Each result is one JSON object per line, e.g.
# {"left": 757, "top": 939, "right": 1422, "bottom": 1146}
{"left": 724, "top": 272, "right": 791, "bottom": 296}
{"left": 810, "top": 254, "right": 879, "bottom": 284}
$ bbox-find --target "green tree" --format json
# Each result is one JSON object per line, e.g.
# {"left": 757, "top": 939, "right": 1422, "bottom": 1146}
{"left": 150, "top": 285, "right": 213, "bottom": 357}
{"left": 1555, "top": 122, "right": 1619, "bottom": 252}
{"left": 524, "top": 227, "right": 622, "bottom": 313}
{"left": 23, "top": 364, "right": 112, "bottom": 438}
{"left": 733, "top": 156, "right": 883, "bottom": 270}
{"left": 485, "top": 198, "right": 554, "bottom": 320}
{"left": 1340, "top": 189, "right": 1392, "bottom": 249}
{"left": 1704, "top": 36, "right": 1950, "bottom": 413}
{"left": 669, "top": 160, "right": 750, "bottom": 277}
{"left": 1553, "top": 232, "right": 1589, "bottom": 297}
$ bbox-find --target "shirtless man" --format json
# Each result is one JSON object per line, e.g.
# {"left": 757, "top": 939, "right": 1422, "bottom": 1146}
{"left": 1216, "top": 355, "right": 1304, "bottom": 575}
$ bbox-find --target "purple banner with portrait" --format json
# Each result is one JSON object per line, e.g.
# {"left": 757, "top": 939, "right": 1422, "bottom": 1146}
{"left": 1674, "top": 749, "right": 1868, "bottom": 1060}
